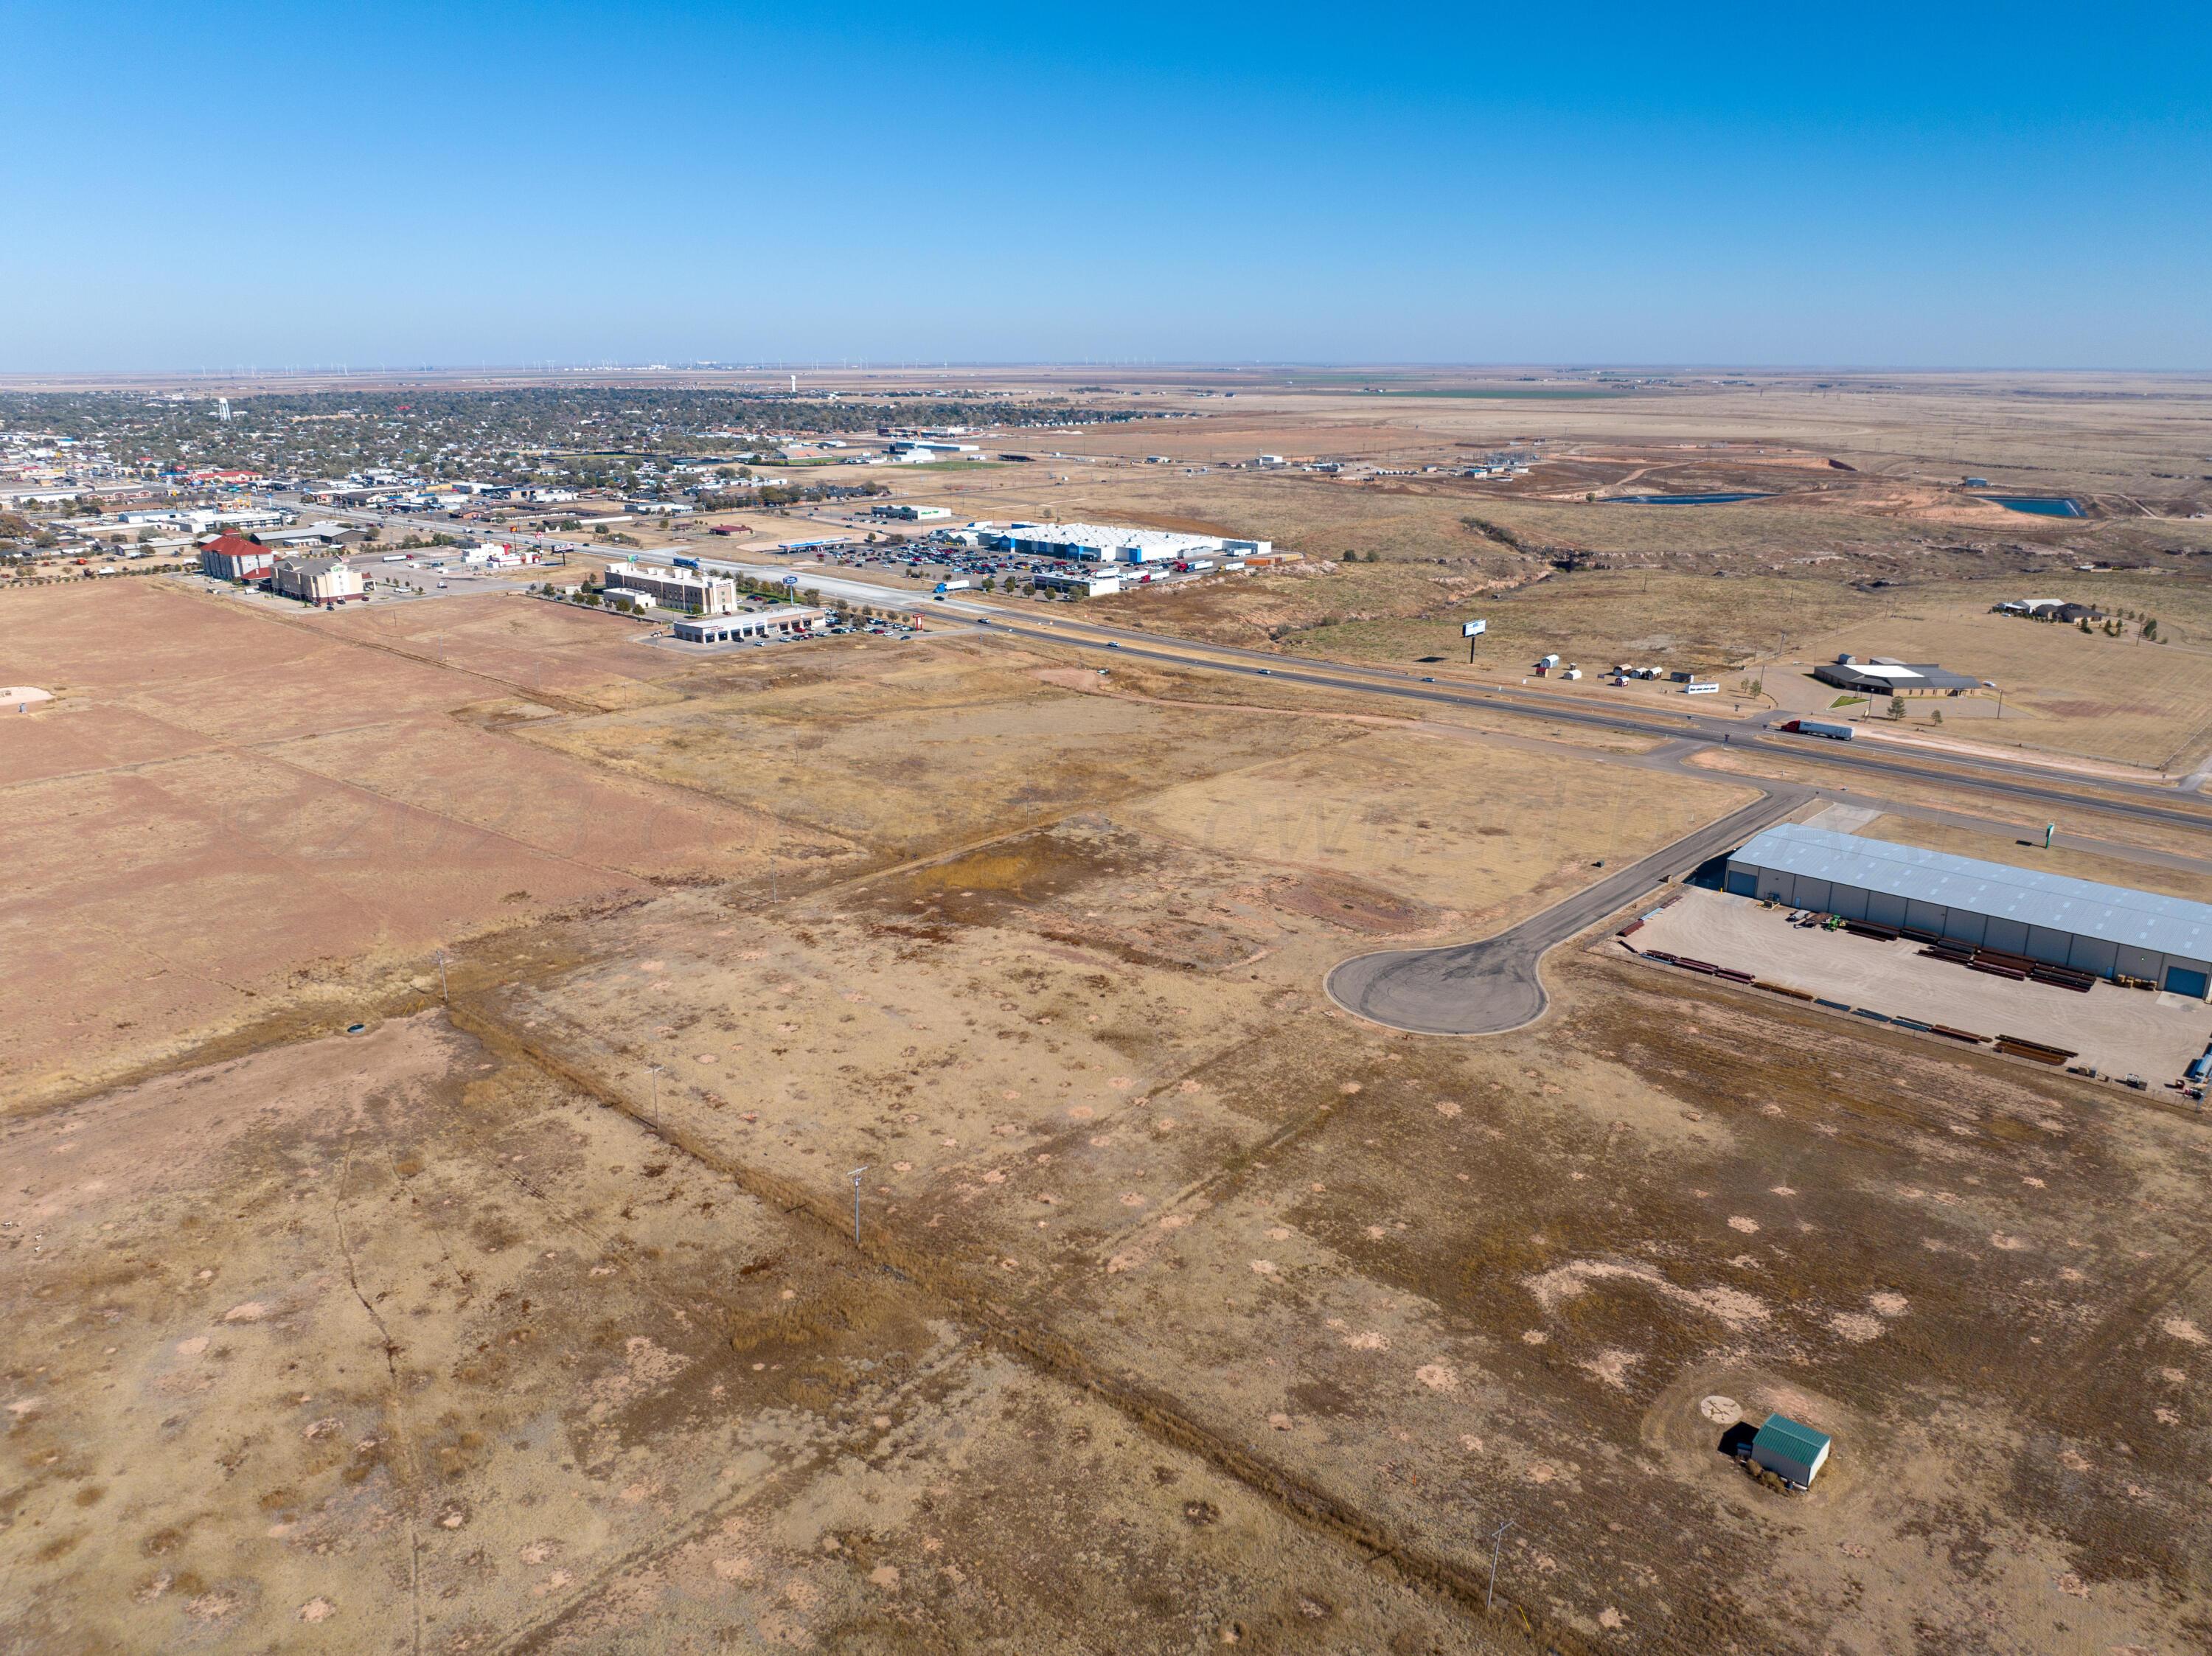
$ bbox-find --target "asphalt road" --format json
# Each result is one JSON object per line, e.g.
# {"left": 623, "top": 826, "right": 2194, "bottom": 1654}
{"left": 1322, "top": 788, "right": 1809, "bottom": 1036}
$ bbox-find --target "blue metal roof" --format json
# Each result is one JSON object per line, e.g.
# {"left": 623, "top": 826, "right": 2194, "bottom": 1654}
{"left": 1753, "top": 1413, "right": 1832, "bottom": 1462}
{"left": 1731, "top": 823, "right": 2212, "bottom": 962}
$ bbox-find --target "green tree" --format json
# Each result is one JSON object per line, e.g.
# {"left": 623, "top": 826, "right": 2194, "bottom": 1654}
{"left": 1888, "top": 695, "right": 1905, "bottom": 720}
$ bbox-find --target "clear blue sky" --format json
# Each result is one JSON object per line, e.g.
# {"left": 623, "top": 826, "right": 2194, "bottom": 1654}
{"left": 5, "top": 1, "right": 2206, "bottom": 371}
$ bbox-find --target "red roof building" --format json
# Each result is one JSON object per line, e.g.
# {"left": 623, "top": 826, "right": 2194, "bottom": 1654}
{"left": 198, "top": 533, "right": 276, "bottom": 582}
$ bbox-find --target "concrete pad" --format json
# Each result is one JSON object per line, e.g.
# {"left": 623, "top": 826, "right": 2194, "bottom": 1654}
{"left": 1632, "top": 888, "right": 2212, "bottom": 1082}
{"left": 1803, "top": 801, "right": 1880, "bottom": 832}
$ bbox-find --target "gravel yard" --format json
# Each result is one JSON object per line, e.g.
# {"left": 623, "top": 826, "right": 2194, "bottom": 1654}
{"left": 1630, "top": 887, "right": 2212, "bottom": 1084}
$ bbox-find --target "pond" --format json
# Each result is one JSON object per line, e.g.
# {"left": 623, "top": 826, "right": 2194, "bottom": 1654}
{"left": 1604, "top": 492, "right": 1773, "bottom": 505}
{"left": 1976, "top": 495, "right": 2082, "bottom": 517}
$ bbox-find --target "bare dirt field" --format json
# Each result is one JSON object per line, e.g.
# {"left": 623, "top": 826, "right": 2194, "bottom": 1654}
{"left": 1628, "top": 888, "right": 2211, "bottom": 1082}
{"left": 10, "top": 370, "right": 2212, "bottom": 1654}
{"left": 0, "top": 583, "right": 805, "bottom": 1106}
{"left": 321, "top": 593, "right": 695, "bottom": 709}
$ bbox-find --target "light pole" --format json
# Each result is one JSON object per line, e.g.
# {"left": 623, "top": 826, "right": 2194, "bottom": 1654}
{"left": 848, "top": 1167, "right": 869, "bottom": 1245}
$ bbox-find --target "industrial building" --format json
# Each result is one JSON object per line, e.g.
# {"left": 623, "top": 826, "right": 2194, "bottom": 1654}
{"left": 870, "top": 504, "right": 951, "bottom": 521}
{"left": 253, "top": 522, "right": 366, "bottom": 551}
{"left": 1725, "top": 824, "right": 2212, "bottom": 998}
{"left": 990, "top": 522, "right": 1271, "bottom": 565}
{"left": 671, "top": 607, "right": 828, "bottom": 643}
{"left": 1812, "top": 655, "right": 1985, "bottom": 697}
{"left": 602, "top": 564, "right": 737, "bottom": 616}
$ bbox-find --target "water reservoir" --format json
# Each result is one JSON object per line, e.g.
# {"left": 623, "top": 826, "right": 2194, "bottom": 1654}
{"left": 1604, "top": 492, "right": 1773, "bottom": 505}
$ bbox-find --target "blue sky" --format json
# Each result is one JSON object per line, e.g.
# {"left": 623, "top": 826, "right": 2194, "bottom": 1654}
{"left": 4, "top": 1, "right": 2206, "bottom": 370}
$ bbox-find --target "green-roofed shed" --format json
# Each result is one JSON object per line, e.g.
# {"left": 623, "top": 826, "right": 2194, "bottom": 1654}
{"left": 1751, "top": 1413, "right": 1832, "bottom": 1489}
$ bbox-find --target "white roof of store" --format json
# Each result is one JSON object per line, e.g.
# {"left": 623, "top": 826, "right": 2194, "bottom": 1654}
{"left": 996, "top": 521, "right": 1222, "bottom": 552}
{"left": 1732, "top": 824, "right": 2212, "bottom": 961}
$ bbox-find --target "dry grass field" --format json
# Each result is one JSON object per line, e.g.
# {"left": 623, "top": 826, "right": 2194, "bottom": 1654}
{"left": 1, "top": 1015, "right": 1485, "bottom": 1655}
{"left": 1121, "top": 727, "right": 1752, "bottom": 922}
{"left": 1796, "top": 596, "right": 2212, "bottom": 770}
{"left": 1857, "top": 813, "right": 2212, "bottom": 900}
{"left": 9, "top": 372, "right": 2212, "bottom": 1655}
{"left": 848, "top": 371, "right": 2212, "bottom": 770}
{"left": 515, "top": 644, "right": 1359, "bottom": 863}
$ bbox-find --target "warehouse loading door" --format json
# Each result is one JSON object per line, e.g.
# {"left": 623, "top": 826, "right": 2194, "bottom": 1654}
{"left": 2164, "top": 965, "right": 2210, "bottom": 1000}
{"left": 1725, "top": 870, "right": 1757, "bottom": 897}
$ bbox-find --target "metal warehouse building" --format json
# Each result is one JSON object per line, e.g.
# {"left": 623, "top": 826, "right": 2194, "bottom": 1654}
{"left": 1725, "top": 824, "right": 2212, "bottom": 999}
{"left": 990, "top": 522, "right": 1272, "bottom": 565}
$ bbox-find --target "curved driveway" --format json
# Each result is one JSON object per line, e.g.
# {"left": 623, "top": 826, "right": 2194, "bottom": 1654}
{"left": 1325, "top": 788, "right": 1806, "bottom": 1036}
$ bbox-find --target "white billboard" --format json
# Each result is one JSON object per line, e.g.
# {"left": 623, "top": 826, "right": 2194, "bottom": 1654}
{"left": 1463, "top": 618, "right": 1487, "bottom": 638}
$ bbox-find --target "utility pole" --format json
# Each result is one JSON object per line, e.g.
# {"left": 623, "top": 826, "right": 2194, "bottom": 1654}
{"left": 434, "top": 948, "right": 449, "bottom": 1003}
{"left": 1486, "top": 1517, "right": 1515, "bottom": 1611}
{"left": 847, "top": 1167, "right": 869, "bottom": 1245}
{"left": 647, "top": 1064, "right": 661, "bottom": 1130}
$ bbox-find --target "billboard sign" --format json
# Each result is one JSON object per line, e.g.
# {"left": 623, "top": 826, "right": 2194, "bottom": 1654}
{"left": 1463, "top": 618, "right": 1487, "bottom": 638}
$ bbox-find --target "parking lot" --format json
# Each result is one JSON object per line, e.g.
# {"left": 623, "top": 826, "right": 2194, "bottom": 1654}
{"left": 746, "top": 518, "right": 1221, "bottom": 599}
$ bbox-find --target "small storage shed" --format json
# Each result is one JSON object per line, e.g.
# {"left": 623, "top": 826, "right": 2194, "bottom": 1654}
{"left": 1750, "top": 1414, "right": 1832, "bottom": 1489}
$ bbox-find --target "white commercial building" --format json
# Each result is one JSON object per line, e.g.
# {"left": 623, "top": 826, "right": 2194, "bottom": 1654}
{"left": 464, "top": 541, "right": 540, "bottom": 568}
{"left": 870, "top": 504, "right": 951, "bottom": 521}
{"left": 991, "top": 522, "right": 1272, "bottom": 566}
{"left": 602, "top": 564, "right": 738, "bottom": 615}
{"left": 1029, "top": 570, "right": 1124, "bottom": 596}
{"left": 672, "top": 607, "right": 830, "bottom": 643}
{"left": 272, "top": 556, "right": 366, "bottom": 606}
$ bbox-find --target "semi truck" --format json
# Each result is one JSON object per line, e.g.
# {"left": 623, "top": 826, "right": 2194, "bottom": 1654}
{"left": 933, "top": 579, "right": 970, "bottom": 594}
{"left": 1783, "top": 717, "right": 1856, "bottom": 741}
